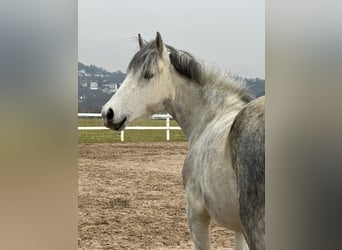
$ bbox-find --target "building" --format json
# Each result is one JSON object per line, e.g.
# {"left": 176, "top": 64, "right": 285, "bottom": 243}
{"left": 101, "top": 83, "right": 118, "bottom": 94}
{"left": 89, "top": 82, "right": 98, "bottom": 90}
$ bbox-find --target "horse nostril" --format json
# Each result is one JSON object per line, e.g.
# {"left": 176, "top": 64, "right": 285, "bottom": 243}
{"left": 106, "top": 108, "right": 114, "bottom": 120}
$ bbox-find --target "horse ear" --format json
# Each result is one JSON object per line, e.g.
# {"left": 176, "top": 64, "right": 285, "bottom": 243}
{"left": 155, "top": 31, "right": 164, "bottom": 55}
{"left": 138, "top": 33, "right": 146, "bottom": 49}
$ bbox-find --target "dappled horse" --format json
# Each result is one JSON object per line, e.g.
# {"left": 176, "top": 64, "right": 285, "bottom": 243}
{"left": 102, "top": 32, "right": 265, "bottom": 250}
{"left": 229, "top": 96, "right": 265, "bottom": 249}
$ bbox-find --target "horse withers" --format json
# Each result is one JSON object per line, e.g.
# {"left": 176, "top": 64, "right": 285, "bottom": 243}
{"left": 102, "top": 32, "right": 265, "bottom": 250}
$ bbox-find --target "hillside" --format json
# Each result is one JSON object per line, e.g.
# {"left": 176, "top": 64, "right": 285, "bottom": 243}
{"left": 78, "top": 63, "right": 126, "bottom": 112}
{"left": 78, "top": 62, "right": 126, "bottom": 86}
{"left": 245, "top": 78, "right": 265, "bottom": 97}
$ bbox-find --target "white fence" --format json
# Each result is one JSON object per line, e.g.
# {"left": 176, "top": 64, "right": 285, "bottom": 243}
{"left": 78, "top": 113, "right": 181, "bottom": 141}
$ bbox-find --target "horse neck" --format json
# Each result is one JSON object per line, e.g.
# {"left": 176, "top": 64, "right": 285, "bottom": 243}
{"left": 164, "top": 74, "right": 247, "bottom": 144}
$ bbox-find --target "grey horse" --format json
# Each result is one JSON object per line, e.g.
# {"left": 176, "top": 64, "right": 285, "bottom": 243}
{"left": 102, "top": 32, "right": 265, "bottom": 250}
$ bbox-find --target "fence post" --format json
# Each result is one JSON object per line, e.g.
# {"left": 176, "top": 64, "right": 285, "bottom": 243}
{"left": 166, "top": 116, "right": 170, "bottom": 141}
{"left": 120, "top": 130, "right": 124, "bottom": 142}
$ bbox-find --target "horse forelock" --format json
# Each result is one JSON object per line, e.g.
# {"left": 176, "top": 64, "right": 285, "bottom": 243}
{"left": 127, "top": 42, "right": 159, "bottom": 78}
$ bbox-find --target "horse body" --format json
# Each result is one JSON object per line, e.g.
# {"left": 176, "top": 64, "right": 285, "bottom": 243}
{"left": 102, "top": 32, "right": 263, "bottom": 250}
{"left": 165, "top": 79, "right": 248, "bottom": 249}
{"left": 229, "top": 96, "right": 265, "bottom": 250}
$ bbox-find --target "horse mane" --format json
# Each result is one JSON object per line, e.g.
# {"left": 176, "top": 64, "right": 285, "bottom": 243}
{"left": 167, "top": 45, "right": 202, "bottom": 83}
{"left": 128, "top": 39, "right": 254, "bottom": 103}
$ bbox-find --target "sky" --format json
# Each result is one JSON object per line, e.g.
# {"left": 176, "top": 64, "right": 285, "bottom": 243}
{"left": 78, "top": 0, "right": 264, "bottom": 78}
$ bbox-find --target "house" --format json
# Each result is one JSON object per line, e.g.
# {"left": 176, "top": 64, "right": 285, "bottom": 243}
{"left": 89, "top": 82, "right": 98, "bottom": 90}
{"left": 101, "top": 83, "right": 118, "bottom": 94}
{"left": 79, "top": 81, "right": 88, "bottom": 88}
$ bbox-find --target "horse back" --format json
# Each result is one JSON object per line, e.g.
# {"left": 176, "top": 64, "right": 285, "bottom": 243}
{"left": 229, "top": 95, "right": 265, "bottom": 249}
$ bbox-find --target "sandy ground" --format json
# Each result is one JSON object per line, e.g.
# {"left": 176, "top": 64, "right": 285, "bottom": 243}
{"left": 78, "top": 142, "right": 235, "bottom": 249}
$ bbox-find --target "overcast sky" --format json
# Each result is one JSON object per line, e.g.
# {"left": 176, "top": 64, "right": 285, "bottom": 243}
{"left": 79, "top": 0, "right": 264, "bottom": 78}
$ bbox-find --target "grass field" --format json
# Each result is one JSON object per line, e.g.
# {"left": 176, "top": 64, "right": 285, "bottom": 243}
{"left": 78, "top": 118, "right": 186, "bottom": 143}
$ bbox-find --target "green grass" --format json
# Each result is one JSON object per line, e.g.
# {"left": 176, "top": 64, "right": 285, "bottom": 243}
{"left": 78, "top": 118, "right": 186, "bottom": 143}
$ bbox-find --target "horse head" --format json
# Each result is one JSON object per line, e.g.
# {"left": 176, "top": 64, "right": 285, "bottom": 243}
{"left": 101, "top": 32, "right": 175, "bottom": 130}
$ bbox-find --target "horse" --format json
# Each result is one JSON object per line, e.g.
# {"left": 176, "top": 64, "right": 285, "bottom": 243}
{"left": 101, "top": 32, "right": 265, "bottom": 250}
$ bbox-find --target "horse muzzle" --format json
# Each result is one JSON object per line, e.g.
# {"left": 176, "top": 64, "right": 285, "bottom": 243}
{"left": 101, "top": 108, "right": 127, "bottom": 131}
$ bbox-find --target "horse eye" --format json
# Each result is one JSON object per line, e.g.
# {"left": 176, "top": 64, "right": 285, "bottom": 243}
{"left": 143, "top": 71, "right": 154, "bottom": 80}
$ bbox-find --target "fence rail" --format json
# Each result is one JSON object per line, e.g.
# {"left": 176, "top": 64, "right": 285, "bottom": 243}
{"left": 78, "top": 113, "right": 181, "bottom": 141}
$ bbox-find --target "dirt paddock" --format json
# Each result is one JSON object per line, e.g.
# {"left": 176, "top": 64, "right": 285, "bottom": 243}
{"left": 78, "top": 142, "right": 235, "bottom": 249}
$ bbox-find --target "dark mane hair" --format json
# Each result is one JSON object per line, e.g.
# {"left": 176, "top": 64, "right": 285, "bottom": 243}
{"left": 127, "top": 40, "right": 202, "bottom": 82}
{"left": 127, "top": 39, "right": 253, "bottom": 103}
{"left": 167, "top": 45, "right": 202, "bottom": 83}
